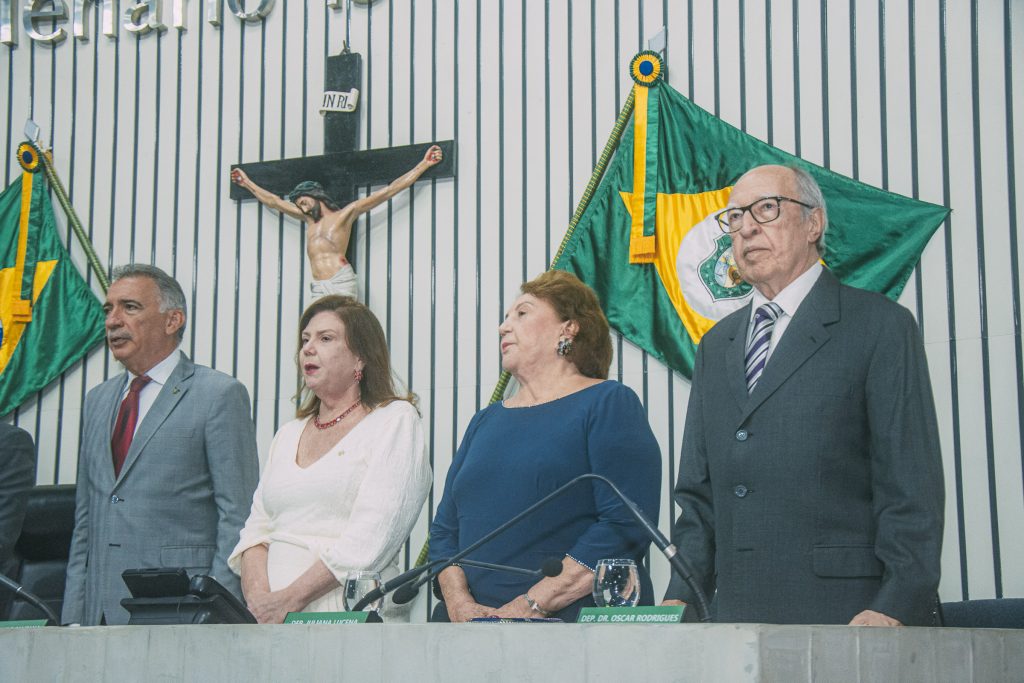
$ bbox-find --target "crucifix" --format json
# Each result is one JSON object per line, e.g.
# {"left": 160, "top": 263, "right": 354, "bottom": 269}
{"left": 230, "top": 50, "right": 456, "bottom": 301}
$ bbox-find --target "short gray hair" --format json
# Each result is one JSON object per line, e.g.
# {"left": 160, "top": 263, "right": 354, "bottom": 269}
{"left": 788, "top": 166, "right": 828, "bottom": 256}
{"left": 110, "top": 264, "right": 188, "bottom": 341}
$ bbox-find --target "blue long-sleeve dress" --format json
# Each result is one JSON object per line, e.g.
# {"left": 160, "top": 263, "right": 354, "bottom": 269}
{"left": 429, "top": 381, "right": 662, "bottom": 621}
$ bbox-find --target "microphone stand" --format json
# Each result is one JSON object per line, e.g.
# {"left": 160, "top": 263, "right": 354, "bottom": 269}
{"left": 373, "top": 473, "right": 712, "bottom": 622}
{"left": 350, "top": 476, "right": 614, "bottom": 612}
{"left": 352, "top": 558, "right": 559, "bottom": 611}
{"left": 0, "top": 573, "right": 60, "bottom": 625}
{"left": 349, "top": 560, "right": 446, "bottom": 612}
{"left": 578, "top": 473, "right": 712, "bottom": 623}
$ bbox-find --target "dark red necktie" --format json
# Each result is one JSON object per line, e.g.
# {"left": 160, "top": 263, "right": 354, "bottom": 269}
{"left": 111, "top": 375, "right": 152, "bottom": 477}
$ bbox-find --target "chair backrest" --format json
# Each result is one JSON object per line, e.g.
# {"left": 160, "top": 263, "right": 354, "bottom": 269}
{"left": 3, "top": 485, "right": 76, "bottom": 621}
{"left": 940, "top": 599, "right": 1024, "bottom": 629}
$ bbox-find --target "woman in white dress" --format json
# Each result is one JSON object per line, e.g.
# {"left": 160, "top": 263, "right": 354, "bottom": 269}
{"left": 229, "top": 295, "right": 431, "bottom": 623}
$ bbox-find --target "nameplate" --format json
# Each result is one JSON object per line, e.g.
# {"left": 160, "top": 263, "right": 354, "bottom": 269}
{"left": 577, "top": 605, "right": 685, "bottom": 624}
{"left": 284, "top": 611, "right": 368, "bottom": 624}
{"left": 0, "top": 619, "right": 48, "bottom": 628}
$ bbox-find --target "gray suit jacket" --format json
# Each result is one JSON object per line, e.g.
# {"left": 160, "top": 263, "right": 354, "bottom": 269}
{"left": 665, "top": 270, "right": 944, "bottom": 625}
{"left": 62, "top": 352, "right": 259, "bottom": 625}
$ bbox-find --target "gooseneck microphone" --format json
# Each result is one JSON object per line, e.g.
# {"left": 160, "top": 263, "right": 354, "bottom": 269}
{"left": 577, "top": 473, "right": 712, "bottom": 622}
{"left": 352, "top": 557, "right": 563, "bottom": 611}
{"left": 390, "top": 557, "right": 564, "bottom": 606}
{"left": 369, "top": 473, "right": 711, "bottom": 621}
{"left": 0, "top": 572, "right": 60, "bottom": 625}
{"left": 349, "top": 561, "right": 443, "bottom": 611}
{"left": 456, "top": 557, "right": 564, "bottom": 580}
{"left": 365, "top": 477, "right": 613, "bottom": 611}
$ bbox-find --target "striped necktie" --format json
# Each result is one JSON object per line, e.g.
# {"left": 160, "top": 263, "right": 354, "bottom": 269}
{"left": 745, "top": 303, "right": 782, "bottom": 393}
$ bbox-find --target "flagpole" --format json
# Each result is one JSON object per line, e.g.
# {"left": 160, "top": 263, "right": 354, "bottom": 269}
{"left": 408, "top": 89, "right": 641, "bottom": 572}
{"left": 23, "top": 138, "right": 110, "bottom": 292}
{"left": 485, "top": 87, "right": 638, "bottom": 406}
{"left": 416, "top": 54, "right": 658, "bottom": 574}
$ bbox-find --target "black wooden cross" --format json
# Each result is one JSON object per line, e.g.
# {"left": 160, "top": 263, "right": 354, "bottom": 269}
{"left": 229, "top": 51, "right": 456, "bottom": 251}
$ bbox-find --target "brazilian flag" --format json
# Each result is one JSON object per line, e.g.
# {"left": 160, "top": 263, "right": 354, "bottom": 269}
{"left": 555, "top": 54, "right": 949, "bottom": 378}
{"left": 0, "top": 157, "right": 106, "bottom": 416}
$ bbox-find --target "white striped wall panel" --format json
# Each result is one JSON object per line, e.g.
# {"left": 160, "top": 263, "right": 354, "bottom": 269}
{"left": 2, "top": 0, "right": 1021, "bottom": 620}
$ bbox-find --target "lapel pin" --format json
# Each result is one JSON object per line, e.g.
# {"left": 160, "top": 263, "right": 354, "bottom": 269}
{"left": 172, "top": 387, "right": 180, "bottom": 395}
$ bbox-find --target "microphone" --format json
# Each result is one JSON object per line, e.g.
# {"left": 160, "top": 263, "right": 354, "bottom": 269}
{"left": 390, "top": 557, "right": 564, "bottom": 606}
{"left": 351, "top": 491, "right": 582, "bottom": 612}
{"left": 540, "top": 557, "right": 566, "bottom": 578}
{"left": 0, "top": 573, "right": 60, "bottom": 625}
{"left": 408, "top": 473, "right": 712, "bottom": 622}
{"left": 577, "top": 473, "right": 712, "bottom": 622}
{"left": 457, "top": 557, "right": 563, "bottom": 579}
{"left": 348, "top": 560, "right": 444, "bottom": 612}
{"left": 352, "top": 557, "right": 562, "bottom": 610}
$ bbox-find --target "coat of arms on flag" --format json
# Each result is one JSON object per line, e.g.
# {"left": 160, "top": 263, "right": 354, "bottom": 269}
{"left": 554, "top": 52, "right": 950, "bottom": 379}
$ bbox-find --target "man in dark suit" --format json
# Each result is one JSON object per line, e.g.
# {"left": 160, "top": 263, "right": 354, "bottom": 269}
{"left": 62, "top": 264, "right": 259, "bottom": 625}
{"left": 0, "top": 423, "right": 35, "bottom": 617}
{"left": 663, "top": 165, "right": 944, "bottom": 626}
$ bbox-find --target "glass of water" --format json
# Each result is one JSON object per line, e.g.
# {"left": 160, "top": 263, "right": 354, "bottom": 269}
{"left": 592, "top": 558, "right": 641, "bottom": 608}
{"left": 343, "top": 570, "right": 383, "bottom": 614}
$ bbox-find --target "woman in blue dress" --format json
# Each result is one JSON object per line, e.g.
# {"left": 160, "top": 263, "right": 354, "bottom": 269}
{"left": 429, "top": 270, "right": 662, "bottom": 621}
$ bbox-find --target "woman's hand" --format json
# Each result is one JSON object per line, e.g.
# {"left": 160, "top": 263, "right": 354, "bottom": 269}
{"left": 437, "top": 566, "right": 495, "bottom": 622}
{"left": 502, "top": 557, "right": 593, "bottom": 618}
{"left": 492, "top": 595, "right": 536, "bottom": 619}
{"left": 246, "top": 586, "right": 304, "bottom": 624}
{"left": 241, "top": 548, "right": 339, "bottom": 624}
{"left": 446, "top": 597, "right": 495, "bottom": 622}
{"left": 849, "top": 609, "right": 902, "bottom": 627}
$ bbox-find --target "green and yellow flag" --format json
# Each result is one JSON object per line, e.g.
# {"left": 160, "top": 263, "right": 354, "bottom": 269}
{"left": 555, "top": 57, "right": 949, "bottom": 378}
{"left": 0, "top": 159, "right": 106, "bottom": 416}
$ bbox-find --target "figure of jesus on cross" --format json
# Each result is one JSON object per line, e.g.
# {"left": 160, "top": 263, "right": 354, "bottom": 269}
{"left": 231, "top": 145, "right": 443, "bottom": 301}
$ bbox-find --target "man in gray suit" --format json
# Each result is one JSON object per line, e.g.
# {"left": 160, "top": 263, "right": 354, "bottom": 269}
{"left": 62, "top": 264, "right": 259, "bottom": 625}
{"left": 663, "top": 165, "right": 944, "bottom": 626}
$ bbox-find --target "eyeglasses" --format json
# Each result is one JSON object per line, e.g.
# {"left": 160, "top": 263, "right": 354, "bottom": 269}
{"left": 715, "top": 196, "right": 816, "bottom": 234}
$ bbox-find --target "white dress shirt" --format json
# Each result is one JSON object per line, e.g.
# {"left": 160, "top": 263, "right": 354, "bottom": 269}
{"left": 746, "top": 262, "right": 823, "bottom": 362}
